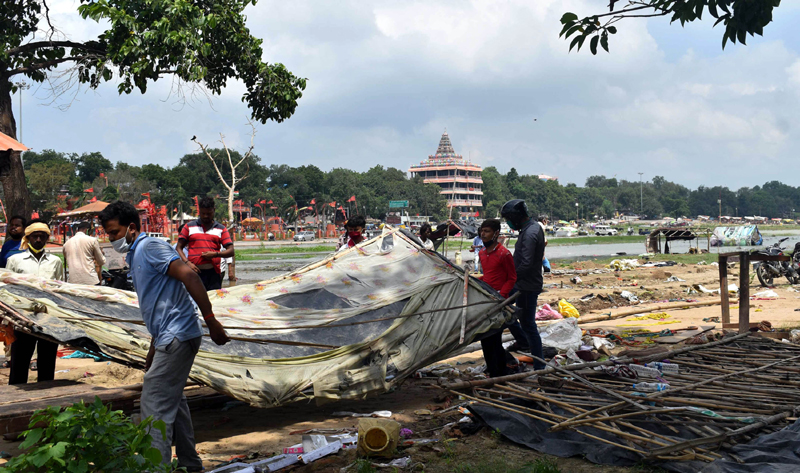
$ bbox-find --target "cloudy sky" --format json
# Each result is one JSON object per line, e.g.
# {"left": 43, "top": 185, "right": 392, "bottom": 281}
{"left": 17, "top": 1, "right": 800, "bottom": 189}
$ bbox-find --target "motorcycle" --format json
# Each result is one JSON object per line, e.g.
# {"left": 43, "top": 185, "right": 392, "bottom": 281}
{"left": 754, "top": 238, "right": 800, "bottom": 287}
{"left": 101, "top": 268, "right": 134, "bottom": 291}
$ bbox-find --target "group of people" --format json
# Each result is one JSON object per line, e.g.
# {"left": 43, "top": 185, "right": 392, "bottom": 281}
{"left": 0, "top": 197, "right": 237, "bottom": 470}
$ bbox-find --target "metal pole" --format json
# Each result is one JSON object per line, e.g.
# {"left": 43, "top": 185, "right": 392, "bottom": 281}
{"left": 638, "top": 172, "right": 643, "bottom": 215}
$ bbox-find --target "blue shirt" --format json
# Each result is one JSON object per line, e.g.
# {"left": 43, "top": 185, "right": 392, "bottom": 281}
{"left": 0, "top": 239, "right": 23, "bottom": 268}
{"left": 473, "top": 236, "right": 485, "bottom": 251}
{"left": 127, "top": 233, "right": 203, "bottom": 348}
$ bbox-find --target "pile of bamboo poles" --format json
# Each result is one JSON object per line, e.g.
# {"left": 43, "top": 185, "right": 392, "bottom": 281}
{"left": 447, "top": 333, "right": 800, "bottom": 463}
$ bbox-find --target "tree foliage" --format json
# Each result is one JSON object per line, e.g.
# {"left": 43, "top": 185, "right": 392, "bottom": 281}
{"left": 0, "top": 397, "right": 172, "bottom": 473}
{"left": 2, "top": 0, "right": 307, "bottom": 122}
{"left": 560, "top": 0, "right": 781, "bottom": 54}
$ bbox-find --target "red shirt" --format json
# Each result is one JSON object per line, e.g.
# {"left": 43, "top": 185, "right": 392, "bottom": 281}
{"left": 178, "top": 219, "right": 233, "bottom": 273}
{"left": 479, "top": 243, "right": 517, "bottom": 298}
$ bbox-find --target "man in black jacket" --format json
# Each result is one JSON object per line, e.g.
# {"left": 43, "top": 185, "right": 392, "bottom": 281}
{"left": 501, "top": 199, "right": 545, "bottom": 370}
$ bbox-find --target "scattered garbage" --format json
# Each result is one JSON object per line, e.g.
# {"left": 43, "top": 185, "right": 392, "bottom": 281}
{"left": 632, "top": 382, "right": 670, "bottom": 392}
{"left": 619, "top": 290, "right": 639, "bottom": 303}
{"left": 332, "top": 410, "right": 392, "bottom": 418}
{"left": 645, "top": 362, "right": 679, "bottom": 374}
{"left": 356, "top": 418, "right": 400, "bottom": 458}
{"left": 556, "top": 299, "right": 580, "bottom": 319}
{"left": 570, "top": 276, "right": 582, "bottom": 284}
{"left": 540, "top": 318, "right": 583, "bottom": 351}
{"left": 694, "top": 283, "right": 738, "bottom": 295}
{"left": 535, "top": 304, "right": 562, "bottom": 321}
{"left": 753, "top": 289, "right": 779, "bottom": 299}
{"left": 665, "top": 276, "right": 685, "bottom": 282}
{"left": 399, "top": 428, "right": 413, "bottom": 439}
{"left": 61, "top": 350, "right": 107, "bottom": 362}
{"left": 791, "top": 329, "right": 800, "bottom": 344}
{"left": 608, "top": 259, "right": 641, "bottom": 271}
{"left": 629, "top": 364, "right": 663, "bottom": 378}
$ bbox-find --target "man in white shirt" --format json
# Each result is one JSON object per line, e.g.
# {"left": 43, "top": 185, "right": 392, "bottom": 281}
{"left": 6, "top": 220, "right": 64, "bottom": 384}
{"left": 63, "top": 221, "right": 106, "bottom": 285}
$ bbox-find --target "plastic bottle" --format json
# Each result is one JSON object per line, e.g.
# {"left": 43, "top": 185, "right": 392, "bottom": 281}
{"left": 632, "top": 382, "right": 670, "bottom": 392}
{"left": 645, "top": 362, "right": 679, "bottom": 374}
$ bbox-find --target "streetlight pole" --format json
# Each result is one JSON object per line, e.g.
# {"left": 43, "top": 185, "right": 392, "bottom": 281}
{"left": 637, "top": 172, "right": 643, "bottom": 216}
{"left": 13, "top": 81, "right": 31, "bottom": 144}
{"left": 575, "top": 202, "right": 579, "bottom": 222}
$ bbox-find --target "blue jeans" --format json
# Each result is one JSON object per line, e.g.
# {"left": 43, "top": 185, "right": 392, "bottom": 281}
{"left": 515, "top": 291, "right": 545, "bottom": 370}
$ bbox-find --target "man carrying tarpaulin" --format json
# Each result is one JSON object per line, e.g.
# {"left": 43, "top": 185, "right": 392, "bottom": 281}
{"left": 6, "top": 220, "right": 64, "bottom": 384}
{"left": 501, "top": 199, "right": 545, "bottom": 371}
{"left": 99, "top": 201, "right": 230, "bottom": 470}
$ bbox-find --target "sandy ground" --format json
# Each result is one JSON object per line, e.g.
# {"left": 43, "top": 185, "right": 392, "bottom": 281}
{"left": 1, "top": 259, "right": 797, "bottom": 471}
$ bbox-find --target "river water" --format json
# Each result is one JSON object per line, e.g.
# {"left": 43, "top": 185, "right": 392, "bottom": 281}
{"left": 231, "top": 231, "right": 800, "bottom": 285}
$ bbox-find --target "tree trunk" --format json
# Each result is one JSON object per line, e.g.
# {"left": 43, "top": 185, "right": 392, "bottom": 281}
{"left": 0, "top": 79, "right": 31, "bottom": 219}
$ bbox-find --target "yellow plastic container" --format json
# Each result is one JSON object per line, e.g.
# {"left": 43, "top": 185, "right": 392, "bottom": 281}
{"left": 356, "top": 418, "right": 400, "bottom": 458}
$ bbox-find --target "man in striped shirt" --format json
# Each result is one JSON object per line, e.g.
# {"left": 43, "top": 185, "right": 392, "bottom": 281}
{"left": 176, "top": 197, "right": 234, "bottom": 290}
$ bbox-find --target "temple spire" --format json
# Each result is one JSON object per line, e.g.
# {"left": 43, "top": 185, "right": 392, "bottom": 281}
{"left": 431, "top": 130, "right": 462, "bottom": 160}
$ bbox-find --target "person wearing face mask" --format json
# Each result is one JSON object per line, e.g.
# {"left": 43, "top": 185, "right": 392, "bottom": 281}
{"left": 99, "top": 201, "right": 230, "bottom": 471}
{"left": 0, "top": 215, "right": 27, "bottom": 268}
{"left": 475, "top": 219, "right": 516, "bottom": 377}
{"left": 337, "top": 215, "right": 366, "bottom": 252}
{"left": 501, "top": 199, "right": 545, "bottom": 371}
{"left": 6, "top": 220, "right": 64, "bottom": 384}
{"left": 176, "top": 197, "right": 235, "bottom": 291}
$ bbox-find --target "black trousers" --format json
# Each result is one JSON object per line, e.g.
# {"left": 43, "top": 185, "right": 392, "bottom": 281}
{"left": 479, "top": 330, "right": 509, "bottom": 378}
{"left": 9, "top": 330, "right": 58, "bottom": 385}
{"left": 198, "top": 268, "right": 222, "bottom": 291}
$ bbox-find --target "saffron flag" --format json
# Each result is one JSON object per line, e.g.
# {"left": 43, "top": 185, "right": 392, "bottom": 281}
{"left": 267, "top": 200, "right": 273, "bottom": 204}
{"left": 347, "top": 195, "right": 356, "bottom": 202}
{"left": 142, "top": 192, "right": 151, "bottom": 198}
{"left": 84, "top": 188, "right": 94, "bottom": 193}
{"left": 328, "top": 202, "right": 336, "bottom": 208}
{"left": 89, "top": 197, "right": 97, "bottom": 203}
{"left": 310, "top": 198, "right": 316, "bottom": 205}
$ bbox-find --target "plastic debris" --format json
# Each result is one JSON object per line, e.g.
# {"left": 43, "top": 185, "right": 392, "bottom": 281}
{"left": 540, "top": 318, "right": 583, "bottom": 351}
{"left": 753, "top": 289, "right": 779, "bottom": 299}
{"left": 332, "top": 410, "right": 392, "bottom": 418}
{"left": 620, "top": 291, "right": 639, "bottom": 303}
{"left": 557, "top": 299, "right": 580, "bottom": 319}
{"left": 666, "top": 276, "right": 685, "bottom": 282}
{"left": 608, "top": 259, "right": 641, "bottom": 271}
{"left": 570, "top": 276, "right": 582, "bottom": 284}
{"left": 536, "top": 303, "right": 563, "bottom": 321}
{"left": 632, "top": 382, "right": 670, "bottom": 392}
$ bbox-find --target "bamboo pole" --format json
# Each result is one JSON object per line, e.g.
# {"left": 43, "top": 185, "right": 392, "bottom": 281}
{"left": 444, "top": 331, "right": 753, "bottom": 391}
{"left": 580, "top": 299, "right": 742, "bottom": 324}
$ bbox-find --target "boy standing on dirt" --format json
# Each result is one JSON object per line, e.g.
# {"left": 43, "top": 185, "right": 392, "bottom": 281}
{"left": 476, "top": 219, "right": 516, "bottom": 377}
{"left": 99, "top": 201, "right": 229, "bottom": 471}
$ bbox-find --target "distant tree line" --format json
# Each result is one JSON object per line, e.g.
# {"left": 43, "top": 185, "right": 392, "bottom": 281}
{"left": 482, "top": 168, "right": 798, "bottom": 221}
{"left": 20, "top": 149, "right": 449, "bottom": 223}
{"left": 17, "top": 149, "right": 799, "bottom": 223}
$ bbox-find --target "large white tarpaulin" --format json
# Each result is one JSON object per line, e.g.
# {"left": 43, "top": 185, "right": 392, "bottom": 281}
{"left": 710, "top": 226, "right": 763, "bottom": 247}
{"left": 0, "top": 229, "right": 513, "bottom": 407}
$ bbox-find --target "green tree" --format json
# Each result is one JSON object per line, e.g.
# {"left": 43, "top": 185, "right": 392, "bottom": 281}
{"left": 1, "top": 0, "right": 306, "bottom": 218}
{"left": 560, "top": 1, "right": 781, "bottom": 55}
{"left": 75, "top": 152, "right": 113, "bottom": 184}
{"left": 102, "top": 185, "right": 120, "bottom": 201}
{"left": 27, "top": 161, "right": 75, "bottom": 213}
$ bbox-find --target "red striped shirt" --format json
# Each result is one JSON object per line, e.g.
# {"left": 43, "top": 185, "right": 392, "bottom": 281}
{"left": 178, "top": 220, "right": 232, "bottom": 273}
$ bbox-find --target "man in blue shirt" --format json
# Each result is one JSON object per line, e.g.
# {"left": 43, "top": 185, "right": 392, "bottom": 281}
{"left": 0, "top": 216, "right": 26, "bottom": 268}
{"left": 99, "top": 201, "right": 229, "bottom": 471}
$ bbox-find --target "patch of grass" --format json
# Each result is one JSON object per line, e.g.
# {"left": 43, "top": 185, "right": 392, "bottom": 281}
{"left": 548, "top": 235, "right": 644, "bottom": 246}
{"left": 235, "top": 245, "right": 335, "bottom": 260}
{"left": 352, "top": 458, "right": 377, "bottom": 473}
{"left": 555, "top": 252, "right": 716, "bottom": 269}
{"left": 452, "top": 456, "right": 561, "bottom": 473}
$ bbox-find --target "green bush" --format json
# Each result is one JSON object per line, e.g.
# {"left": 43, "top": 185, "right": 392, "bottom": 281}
{"left": 0, "top": 397, "right": 174, "bottom": 473}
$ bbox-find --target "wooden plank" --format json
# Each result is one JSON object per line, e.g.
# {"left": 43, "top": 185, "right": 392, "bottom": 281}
{"left": 0, "top": 380, "right": 114, "bottom": 407}
{"left": 0, "top": 386, "right": 142, "bottom": 434}
{"left": 655, "top": 326, "right": 716, "bottom": 344}
{"left": 719, "top": 255, "right": 730, "bottom": 324}
{"left": 739, "top": 252, "right": 750, "bottom": 334}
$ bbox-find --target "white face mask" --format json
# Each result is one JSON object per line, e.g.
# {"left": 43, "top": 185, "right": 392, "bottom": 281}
{"left": 111, "top": 226, "right": 132, "bottom": 254}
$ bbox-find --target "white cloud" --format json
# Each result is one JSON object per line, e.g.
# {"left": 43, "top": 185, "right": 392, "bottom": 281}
{"left": 13, "top": 0, "right": 800, "bottom": 190}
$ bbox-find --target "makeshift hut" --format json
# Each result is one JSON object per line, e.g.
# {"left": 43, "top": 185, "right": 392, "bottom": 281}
{"left": 646, "top": 227, "right": 711, "bottom": 254}
{"left": 0, "top": 228, "right": 513, "bottom": 407}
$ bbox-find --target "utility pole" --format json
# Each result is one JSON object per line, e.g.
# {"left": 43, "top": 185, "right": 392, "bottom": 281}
{"left": 13, "top": 81, "right": 31, "bottom": 145}
{"left": 718, "top": 192, "right": 722, "bottom": 222}
{"left": 637, "top": 172, "right": 644, "bottom": 216}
